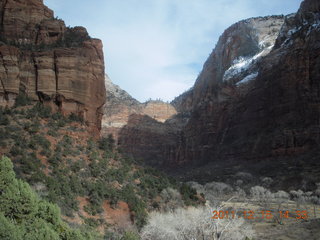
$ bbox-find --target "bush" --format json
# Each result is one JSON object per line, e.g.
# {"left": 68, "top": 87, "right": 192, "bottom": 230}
{"left": 0, "top": 114, "right": 9, "bottom": 125}
{"left": 180, "top": 183, "right": 198, "bottom": 205}
{"left": 98, "top": 134, "right": 115, "bottom": 151}
{"left": 141, "top": 205, "right": 254, "bottom": 240}
{"left": 14, "top": 94, "right": 32, "bottom": 107}
{"left": 69, "top": 112, "right": 84, "bottom": 123}
{"left": 205, "top": 181, "right": 233, "bottom": 196}
{"left": 121, "top": 185, "right": 147, "bottom": 229}
{"left": 48, "top": 129, "right": 59, "bottom": 137}
{"left": 121, "top": 231, "right": 140, "bottom": 240}
{"left": 0, "top": 213, "right": 23, "bottom": 240}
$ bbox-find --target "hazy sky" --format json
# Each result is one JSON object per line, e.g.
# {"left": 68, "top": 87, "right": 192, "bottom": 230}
{"left": 44, "top": 0, "right": 302, "bottom": 102}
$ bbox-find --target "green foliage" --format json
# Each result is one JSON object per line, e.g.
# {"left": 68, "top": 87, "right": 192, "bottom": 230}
{"left": 121, "top": 185, "right": 147, "bottom": 229}
{"left": 180, "top": 183, "right": 198, "bottom": 206}
{"left": 14, "top": 94, "right": 32, "bottom": 107}
{"left": 98, "top": 134, "right": 115, "bottom": 151}
{"left": 0, "top": 108, "right": 9, "bottom": 125}
{"left": 0, "top": 104, "right": 200, "bottom": 234}
{"left": 63, "top": 27, "right": 91, "bottom": 48}
{"left": 0, "top": 213, "right": 23, "bottom": 240}
{"left": 68, "top": 112, "right": 84, "bottom": 123}
{"left": 0, "top": 156, "right": 100, "bottom": 240}
{"left": 23, "top": 218, "right": 60, "bottom": 240}
{"left": 121, "top": 231, "right": 140, "bottom": 240}
{"left": 48, "top": 128, "right": 59, "bottom": 137}
{"left": 84, "top": 218, "right": 101, "bottom": 228}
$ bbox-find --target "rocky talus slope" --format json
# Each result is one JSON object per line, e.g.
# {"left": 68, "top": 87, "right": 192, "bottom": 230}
{"left": 0, "top": 0, "right": 106, "bottom": 132}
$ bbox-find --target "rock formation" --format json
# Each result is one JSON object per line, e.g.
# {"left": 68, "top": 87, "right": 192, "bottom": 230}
{"left": 102, "top": 75, "right": 177, "bottom": 144}
{"left": 115, "top": 0, "right": 320, "bottom": 184}
{"left": 0, "top": 0, "right": 106, "bottom": 132}
{"left": 166, "top": 0, "right": 320, "bottom": 176}
{"left": 116, "top": 15, "right": 286, "bottom": 166}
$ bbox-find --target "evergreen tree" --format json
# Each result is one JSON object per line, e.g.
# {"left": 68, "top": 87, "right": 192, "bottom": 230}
{"left": 0, "top": 156, "right": 99, "bottom": 240}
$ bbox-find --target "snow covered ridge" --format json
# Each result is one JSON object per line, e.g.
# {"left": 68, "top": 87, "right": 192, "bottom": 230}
{"left": 236, "top": 72, "right": 259, "bottom": 86}
{"left": 223, "top": 44, "right": 273, "bottom": 82}
{"left": 281, "top": 13, "right": 320, "bottom": 47}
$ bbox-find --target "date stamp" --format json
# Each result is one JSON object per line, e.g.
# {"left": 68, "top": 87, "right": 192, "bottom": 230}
{"left": 212, "top": 210, "right": 308, "bottom": 220}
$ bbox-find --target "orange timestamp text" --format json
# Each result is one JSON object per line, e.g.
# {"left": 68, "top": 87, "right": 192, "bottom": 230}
{"left": 212, "top": 210, "right": 308, "bottom": 220}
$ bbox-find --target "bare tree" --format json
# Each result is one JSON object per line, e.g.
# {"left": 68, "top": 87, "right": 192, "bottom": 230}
{"left": 141, "top": 204, "right": 254, "bottom": 240}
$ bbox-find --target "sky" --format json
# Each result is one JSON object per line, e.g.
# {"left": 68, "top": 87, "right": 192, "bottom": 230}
{"left": 44, "top": 0, "right": 302, "bottom": 102}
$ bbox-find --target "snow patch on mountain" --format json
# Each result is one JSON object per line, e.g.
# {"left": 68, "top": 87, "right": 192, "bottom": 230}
{"left": 223, "top": 45, "right": 273, "bottom": 82}
{"left": 236, "top": 72, "right": 259, "bottom": 85}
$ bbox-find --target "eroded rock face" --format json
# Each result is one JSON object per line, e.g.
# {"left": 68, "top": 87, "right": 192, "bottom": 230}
{"left": 117, "top": 16, "right": 286, "bottom": 167}
{"left": 115, "top": 0, "right": 320, "bottom": 180}
{"left": 118, "top": 114, "right": 179, "bottom": 166}
{"left": 0, "top": 0, "right": 106, "bottom": 132}
{"left": 102, "top": 76, "right": 177, "bottom": 145}
{"left": 102, "top": 75, "right": 142, "bottom": 140}
{"left": 189, "top": 16, "right": 285, "bottom": 109}
{"left": 170, "top": 0, "right": 320, "bottom": 168}
{"left": 102, "top": 76, "right": 177, "bottom": 160}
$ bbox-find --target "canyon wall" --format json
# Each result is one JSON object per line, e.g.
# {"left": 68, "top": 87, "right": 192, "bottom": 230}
{"left": 171, "top": 0, "right": 320, "bottom": 168}
{"left": 115, "top": 0, "right": 320, "bottom": 178}
{"left": 0, "top": 0, "right": 106, "bottom": 132}
{"left": 102, "top": 75, "right": 177, "bottom": 146}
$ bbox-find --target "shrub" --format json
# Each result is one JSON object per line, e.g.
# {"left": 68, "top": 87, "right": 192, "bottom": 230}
{"left": 121, "top": 231, "right": 140, "bottom": 240}
{"left": 0, "top": 212, "right": 23, "bottom": 240}
{"left": 141, "top": 205, "right": 254, "bottom": 240}
{"left": 0, "top": 114, "right": 9, "bottom": 125}
{"left": 47, "top": 129, "right": 59, "bottom": 137}
{"left": 261, "top": 177, "right": 273, "bottom": 187}
{"left": 121, "top": 185, "right": 147, "bottom": 229}
{"left": 159, "top": 188, "right": 183, "bottom": 211}
{"left": 98, "top": 134, "right": 115, "bottom": 151}
{"left": 68, "top": 112, "right": 84, "bottom": 123}
{"left": 250, "top": 186, "right": 273, "bottom": 207}
{"left": 14, "top": 94, "right": 32, "bottom": 107}
{"left": 205, "top": 181, "right": 233, "bottom": 196}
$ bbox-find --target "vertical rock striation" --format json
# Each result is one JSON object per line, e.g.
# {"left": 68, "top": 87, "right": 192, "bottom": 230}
{"left": 170, "top": 0, "right": 320, "bottom": 169}
{"left": 0, "top": 0, "right": 106, "bottom": 132}
{"left": 115, "top": 0, "right": 320, "bottom": 181}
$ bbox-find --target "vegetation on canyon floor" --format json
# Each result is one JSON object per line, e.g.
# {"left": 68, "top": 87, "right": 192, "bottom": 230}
{"left": 0, "top": 97, "right": 202, "bottom": 239}
{"left": 1, "top": 96, "right": 320, "bottom": 240}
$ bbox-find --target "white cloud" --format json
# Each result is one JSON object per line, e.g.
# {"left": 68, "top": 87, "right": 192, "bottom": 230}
{"left": 44, "top": 0, "right": 302, "bottom": 102}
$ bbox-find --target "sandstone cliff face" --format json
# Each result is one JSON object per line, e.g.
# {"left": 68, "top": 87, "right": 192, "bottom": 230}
{"left": 0, "top": 0, "right": 106, "bottom": 132}
{"left": 116, "top": 0, "right": 320, "bottom": 181}
{"left": 119, "top": 15, "right": 286, "bottom": 167}
{"left": 102, "top": 76, "right": 177, "bottom": 144}
{"left": 173, "top": 16, "right": 285, "bottom": 112}
{"left": 170, "top": 0, "right": 320, "bottom": 168}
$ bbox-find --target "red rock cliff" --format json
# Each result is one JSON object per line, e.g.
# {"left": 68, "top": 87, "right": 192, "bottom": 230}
{"left": 0, "top": 0, "right": 106, "bottom": 132}
{"left": 170, "top": 0, "right": 320, "bottom": 170}
{"left": 115, "top": 0, "right": 320, "bottom": 183}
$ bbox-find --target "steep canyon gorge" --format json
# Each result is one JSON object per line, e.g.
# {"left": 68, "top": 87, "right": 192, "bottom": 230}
{"left": 102, "top": 0, "right": 320, "bottom": 186}
{"left": 1, "top": 0, "right": 319, "bottom": 184}
{"left": 0, "top": 0, "right": 320, "bottom": 238}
